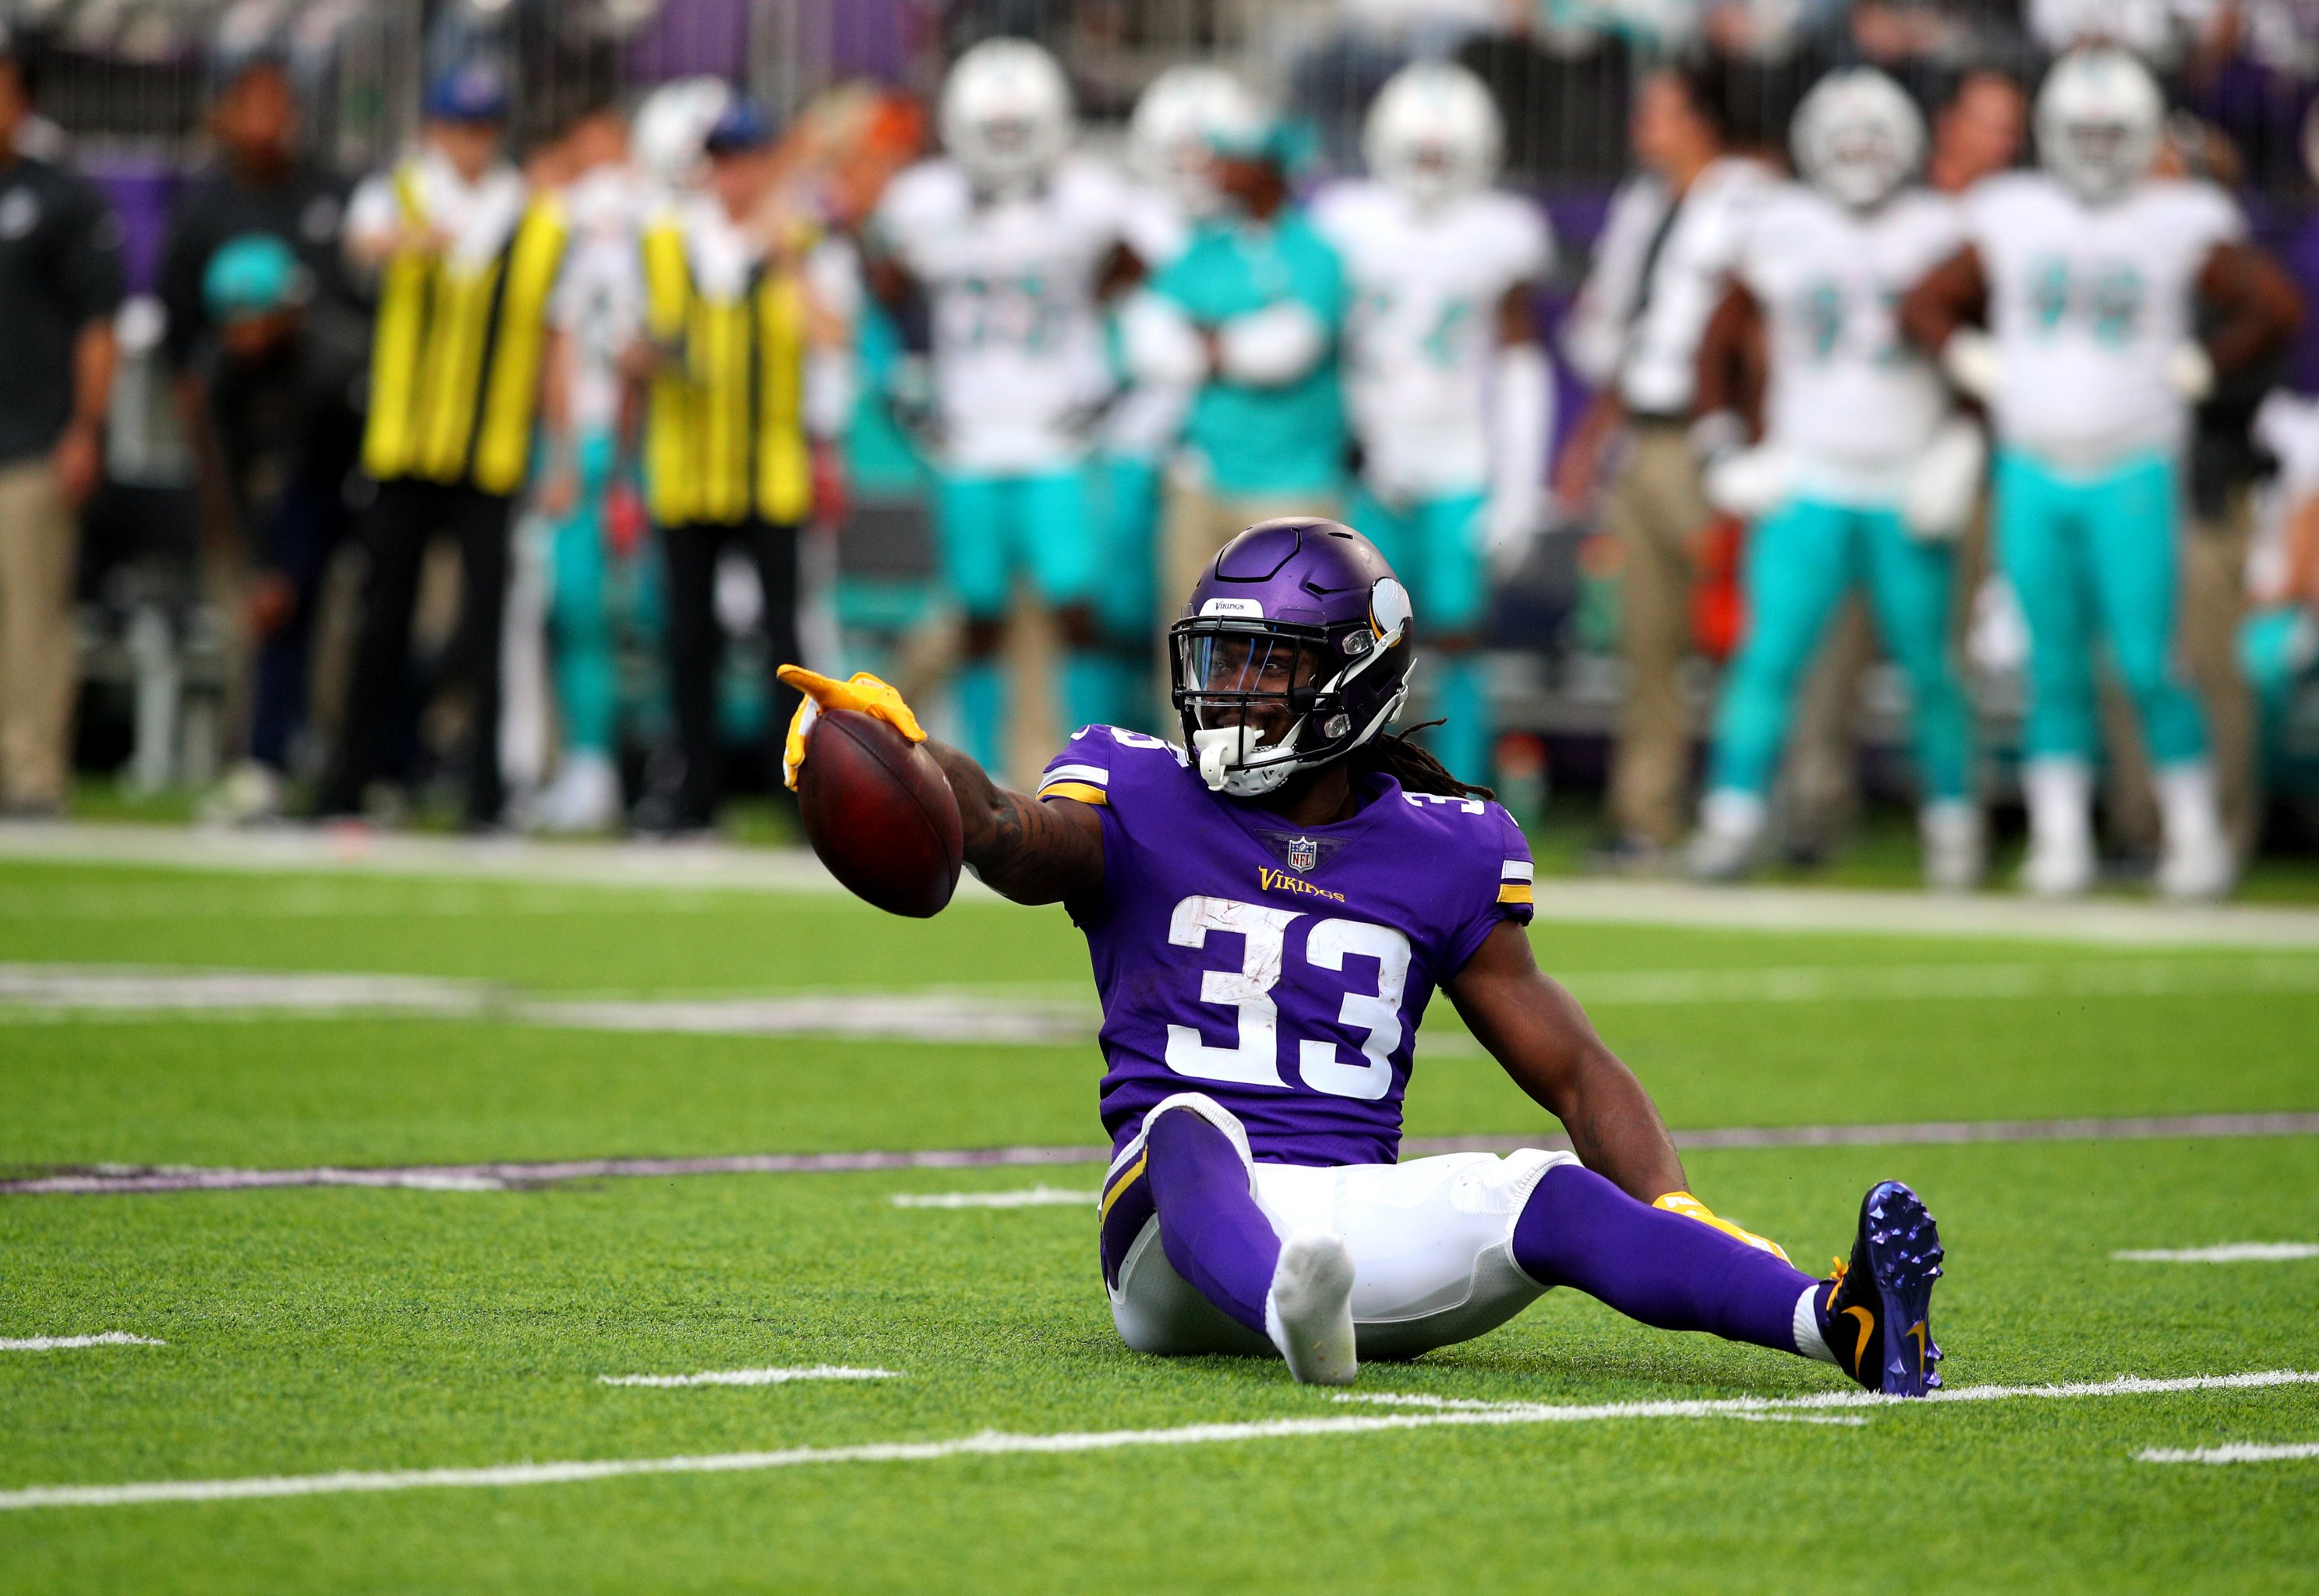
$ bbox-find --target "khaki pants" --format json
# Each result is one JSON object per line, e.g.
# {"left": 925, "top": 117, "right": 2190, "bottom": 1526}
{"left": 1157, "top": 474, "right": 1338, "bottom": 703}
{"left": 1604, "top": 422, "right": 1713, "bottom": 846}
{"left": 0, "top": 457, "right": 79, "bottom": 808}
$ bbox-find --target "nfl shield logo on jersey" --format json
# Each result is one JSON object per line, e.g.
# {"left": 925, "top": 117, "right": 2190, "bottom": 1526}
{"left": 1286, "top": 835, "right": 1319, "bottom": 874}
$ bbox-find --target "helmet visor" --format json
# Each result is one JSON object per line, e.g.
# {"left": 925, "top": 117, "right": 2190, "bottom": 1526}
{"left": 1172, "top": 622, "right": 1334, "bottom": 755}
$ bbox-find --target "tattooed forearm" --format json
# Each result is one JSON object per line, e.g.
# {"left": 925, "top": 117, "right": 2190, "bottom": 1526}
{"left": 926, "top": 740, "right": 1105, "bottom": 906}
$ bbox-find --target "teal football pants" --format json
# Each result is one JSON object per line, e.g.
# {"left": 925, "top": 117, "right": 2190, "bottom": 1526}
{"left": 1092, "top": 453, "right": 1165, "bottom": 730}
{"left": 1993, "top": 448, "right": 2208, "bottom": 768}
{"left": 547, "top": 429, "right": 620, "bottom": 758}
{"left": 1349, "top": 486, "right": 1494, "bottom": 786}
{"left": 1708, "top": 496, "right": 1971, "bottom": 803}
{"left": 1096, "top": 454, "right": 1164, "bottom": 643}
{"left": 935, "top": 466, "right": 1105, "bottom": 769}
{"left": 935, "top": 467, "right": 1098, "bottom": 620}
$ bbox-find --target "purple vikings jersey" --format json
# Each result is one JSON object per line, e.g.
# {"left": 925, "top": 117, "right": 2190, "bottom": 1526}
{"left": 1039, "top": 724, "right": 1536, "bottom": 1166}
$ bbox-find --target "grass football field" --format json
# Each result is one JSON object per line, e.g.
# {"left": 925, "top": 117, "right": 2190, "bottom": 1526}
{"left": 3, "top": 841, "right": 2317, "bottom": 1593}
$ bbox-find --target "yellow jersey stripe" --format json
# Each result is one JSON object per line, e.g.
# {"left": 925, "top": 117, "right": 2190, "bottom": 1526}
{"left": 1497, "top": 883, "right": 1535, "bottom": 906}
{"left": 1038, "top": 781, "right": 1108, "bottom": 807}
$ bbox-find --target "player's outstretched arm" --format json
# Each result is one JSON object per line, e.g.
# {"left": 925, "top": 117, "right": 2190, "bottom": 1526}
{"left": 1444, "top": 922, "right": 1687, "bottom": 1202}
{"left": 924, "top": 741, "right": 1105, "bottom": 908}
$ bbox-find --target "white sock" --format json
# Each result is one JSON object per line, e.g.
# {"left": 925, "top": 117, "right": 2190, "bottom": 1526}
{"left": 2155, "top": 761, "right": 2225, "bottom": 849}
{"left": 2023, "top": 758, "right": 2092, "bottom": 854}
{"left": 1264, "top": 1231, "right": 1357, "bottom": 1386}
{"left": 1701, "top": 788, "right": 1767, "bottom": 839}
{"left": 1793, "top": 1284, "right": 1836, "bottom": 1365}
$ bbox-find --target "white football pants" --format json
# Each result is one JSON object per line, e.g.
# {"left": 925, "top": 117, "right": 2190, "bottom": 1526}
{"left": 1098, "top": 1092, "right": 1577, "bottom": 1362}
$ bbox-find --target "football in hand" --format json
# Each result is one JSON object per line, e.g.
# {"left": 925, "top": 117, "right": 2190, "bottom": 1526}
{"left": 797, "top": 708, "right": 965, "bottom": 918}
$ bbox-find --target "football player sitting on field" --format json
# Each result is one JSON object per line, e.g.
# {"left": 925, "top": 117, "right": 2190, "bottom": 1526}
{"left": 778, "top": 519, "right": 1946, "bottom": 1392}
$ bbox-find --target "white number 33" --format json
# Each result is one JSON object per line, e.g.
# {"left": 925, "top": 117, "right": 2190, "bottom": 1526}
{"left": 1162, "top": 895, "right": 1411, "bottom": 1102}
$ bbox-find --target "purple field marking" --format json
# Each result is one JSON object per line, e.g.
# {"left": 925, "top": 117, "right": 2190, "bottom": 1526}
{"left": 4, "top": 1112, "right": 2315, "bottom": 1197}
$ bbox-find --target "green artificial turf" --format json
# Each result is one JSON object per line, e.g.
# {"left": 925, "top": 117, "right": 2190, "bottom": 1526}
{"left": 3, "top": 1139, "right": 2316, "bottom": 1594}
{"left": 2, "top": 855, "right": 2315, "bottom": 1592}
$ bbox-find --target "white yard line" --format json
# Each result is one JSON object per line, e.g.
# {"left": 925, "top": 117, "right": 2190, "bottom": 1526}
{"left": 892, "top": 1187, "right": 1095, "bottom": 1209}
{"left": 2, "top": 1369, "right": 2310, "bottom": 1512}
{"left": 2113, "top": 1242, "right": 2319, "bottom": 1263}
{"left": 2138, "top": 1441, "right": 2319, "bottom": 1465}
{"left": 10, "top": 1112, "right": 2319, "bottom": 1199}
{"left": 0, "top": 1333, "right": 164, "bottom": 1351}
{"left": 597, "top": 1367, "right": 900, "bottom": 1389}
{"left": 12, "top": 821, "right": 2319, "bottom": 948}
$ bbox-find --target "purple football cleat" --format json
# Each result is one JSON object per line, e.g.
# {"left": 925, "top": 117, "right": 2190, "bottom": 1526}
{"left": 1817, "top": 1180, "right": 1946, "bottom": 1396}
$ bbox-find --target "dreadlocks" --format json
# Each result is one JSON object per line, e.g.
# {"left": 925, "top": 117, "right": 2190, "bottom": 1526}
{"left": 1352, "top": 722, "right": 1496, "bottom": 801}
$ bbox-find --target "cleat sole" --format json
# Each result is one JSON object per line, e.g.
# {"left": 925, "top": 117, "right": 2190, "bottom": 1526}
{"left": 1859, "top": 1181, "right": 1944, "bottom": 1396}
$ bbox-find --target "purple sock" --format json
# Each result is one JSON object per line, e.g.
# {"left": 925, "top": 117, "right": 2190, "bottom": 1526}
{"left": 1144, "top": 1109, "right": 1281, "bottom": 1338}
{"left": 1511, "top": 1163, "right": 1821, "bottom": 1357}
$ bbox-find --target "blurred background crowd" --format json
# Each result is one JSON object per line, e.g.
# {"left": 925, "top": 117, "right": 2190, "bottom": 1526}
{"left": 8, "top": 0, "right": 2319, "bottom": 899}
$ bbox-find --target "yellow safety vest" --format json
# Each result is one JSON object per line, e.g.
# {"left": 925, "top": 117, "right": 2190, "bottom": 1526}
{"left": 362, "top": 166, "right": 569, "bottom": 496}
{"left": 639, "top": 214, "right": 812, "bottom": 528}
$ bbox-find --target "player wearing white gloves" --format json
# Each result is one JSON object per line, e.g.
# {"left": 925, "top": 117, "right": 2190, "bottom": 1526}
{"left": 1900, "top": 48, "right": 2301, "bottom": 899}
{"left": 1686, "top": 70, "right": 1984, "bottom": 889}
{"left": 1314, "top": 62, "right": 1553, "bottom": 789}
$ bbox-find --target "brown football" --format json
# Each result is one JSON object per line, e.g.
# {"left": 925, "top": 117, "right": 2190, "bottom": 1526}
{"left": 797, "top": 708, "right": 965, "bottom": 918}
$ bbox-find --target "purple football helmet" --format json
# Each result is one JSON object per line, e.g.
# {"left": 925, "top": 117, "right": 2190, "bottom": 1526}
{"left": 1168, "top": 517, "right": 1414, "bottom": 796}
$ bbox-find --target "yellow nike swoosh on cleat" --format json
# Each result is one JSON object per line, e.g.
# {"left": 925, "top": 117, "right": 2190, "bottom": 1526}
{"left": 1842, "top": 1305, "right": 1876, "bottom": 1368}
{"left": 1907, "top": 1321, "right": 1928, "bottom": 1373}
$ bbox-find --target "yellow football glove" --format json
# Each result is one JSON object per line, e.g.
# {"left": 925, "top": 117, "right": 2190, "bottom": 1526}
{"left": 1653, "top": 1191, "right": 1791, "bottom": 1263}
{"left": 776, "top": 666, "right": 927, "bottom": 792}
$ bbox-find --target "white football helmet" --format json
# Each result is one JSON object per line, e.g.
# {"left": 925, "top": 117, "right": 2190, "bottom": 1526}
{"left": 632, "top": 76, "right": 732, "bottom": 192}
{"left": 939, "top": 38, "right": 1074, "bottom": 194}
{"left": 2035, "top": 47, "right": 2163, "bottom": 206}
{"left": 1129, "top": 65, "right": 1260, "bottom": 216}
{"left": 1791, "top": 68, "right": 1924, "bottom": 211}
{"left": 1363, "top": 61, "right": 1502, "bottom": 211}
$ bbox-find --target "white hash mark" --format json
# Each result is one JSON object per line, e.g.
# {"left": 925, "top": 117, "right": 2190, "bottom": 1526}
{"left": 2138, "top": 1441, "right": 2319, "bottom": 1465}
{"left": 596, "top": 1366, "right": 901, "bottom": 1389}
{"left": 0, "top": 1333, "right": 165, "bottom": 1351}
{"left": 2112, "top": 1243, "right": 2319, "bottom": 1263}
{"left": 890, "top": 1187, "right": 1094, "bottom": 1209}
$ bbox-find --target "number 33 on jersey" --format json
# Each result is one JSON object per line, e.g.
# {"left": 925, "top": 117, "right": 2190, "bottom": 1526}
{"left": 1039, "top": 724, "right": 1535, "bottom": 1167}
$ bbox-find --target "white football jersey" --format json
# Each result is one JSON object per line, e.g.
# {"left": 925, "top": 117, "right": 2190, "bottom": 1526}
{"left": 1101, "top": 180, "right": 1197, "bottom": 458}
{"left": 1740, "top": 183, "right": 1964, "bottom": 496}
{"left": 550, "top": 163, "right": 649, "bottom": 437}
{"left": 1967, "top": 171, "right": 2243, "bottom": 468}
{"left": 1314, "top": 181, "right": 1552, "bottom": 499}
{"left": 872, "top": 154, "right": 1131, "bottom": 472}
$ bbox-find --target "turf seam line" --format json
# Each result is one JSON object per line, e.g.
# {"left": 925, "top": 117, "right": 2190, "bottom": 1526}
{"left": 2137, "top": 1441, "right": 2319, "bottom": 1464}
{"left": 2, "top": 1370, "right": 2311, "bottom": 1511}
{"left": 10, "top": 1114, "right": 2319, "bottom": 1197}
{"left": 596, "top": 1367, "right": 901, "bottom": 1388}
{"left": 0, "top": 1333, "right": 164, "bottom": 1351}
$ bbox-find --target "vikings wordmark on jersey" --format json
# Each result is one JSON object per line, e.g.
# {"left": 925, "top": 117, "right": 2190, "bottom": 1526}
{"left": 1038, "top": 723, "right": 1534, "bottom": 1167}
